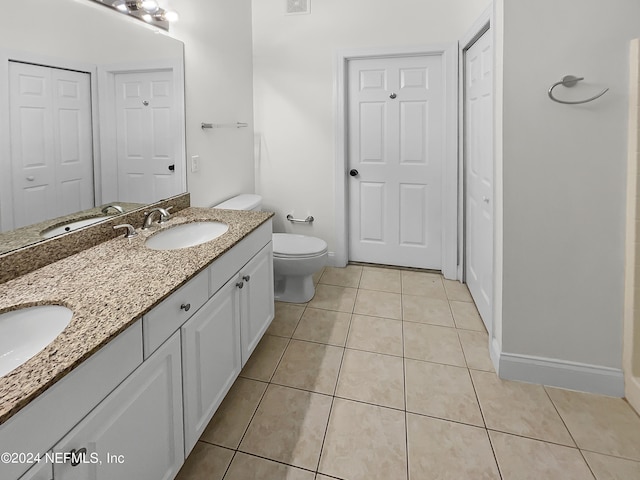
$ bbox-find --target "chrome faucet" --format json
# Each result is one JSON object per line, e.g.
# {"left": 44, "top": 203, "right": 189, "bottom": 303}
{"left": 142, "top": 207, "right": 172, "bottom": 229}
{"left": 113, "top": 224, "right": 137, "bottom": 238}
{"left": 101, "top": 204, "right": 124, "bottom": 214}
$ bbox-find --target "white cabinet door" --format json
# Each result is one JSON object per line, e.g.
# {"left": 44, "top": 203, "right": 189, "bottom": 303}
{"left": 240, "top": 242, "right": 274, "bottom": 365}
{"left": 182, "top": 276, "right": 242, "bottom": 456}
{"left": 53, "top": 333, "right": 183, "bottom": 480}
{"left": 18, "top": 460, "right": 51, "bottom": 480}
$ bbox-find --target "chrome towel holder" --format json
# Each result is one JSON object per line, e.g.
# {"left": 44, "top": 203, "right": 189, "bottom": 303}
{"left": 201, "top": 122, "right": 248, "bottom": 129}
{"left": 547, "top": 75, "right": 609, "bottom": 105}
{"left": 286, "top": 214, "right": 314, "bottom": 224}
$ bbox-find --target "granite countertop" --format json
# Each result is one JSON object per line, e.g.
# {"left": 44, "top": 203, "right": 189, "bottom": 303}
{"left": 0, "top": 202, "right": 144, "bottom": 255}
{"left": 0, "top": 207, "right": 274, "bottom": 426}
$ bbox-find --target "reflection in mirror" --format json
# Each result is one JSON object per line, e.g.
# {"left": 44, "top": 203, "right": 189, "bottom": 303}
{"left": 0, "top": 0, "right": 186, "bottom": 253}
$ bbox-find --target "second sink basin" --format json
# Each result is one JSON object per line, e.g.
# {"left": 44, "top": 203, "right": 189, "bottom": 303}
{"left": 145, "top": 221, "right": 229, "bottom": 250}
{"left": 0, "top": 305, "right": 73, "bottom": 377}
{"left": 41, "top": 216, "right": 111, "bottom": 239}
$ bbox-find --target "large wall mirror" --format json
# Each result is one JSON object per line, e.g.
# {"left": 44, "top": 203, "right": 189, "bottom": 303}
{"left": 0, "top": 0, "right": 186, "bottom": 254}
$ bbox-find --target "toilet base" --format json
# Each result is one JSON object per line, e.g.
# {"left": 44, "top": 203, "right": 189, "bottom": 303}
{"left": 274, "top": 273, "right": 316, "bottom": 303}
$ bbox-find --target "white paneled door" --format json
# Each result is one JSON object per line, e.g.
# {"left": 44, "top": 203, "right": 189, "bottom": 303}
{"left": 464, "top": 29, "right": 493, "bottom": 331}
{"left": 9, "top": 62, "right": 93, "bottom": 228}
{"left": 348, "top": 55, "right": 444, "bottom": 269}
{"left": 115, "top": 70, "right": 180, "bottom": 204}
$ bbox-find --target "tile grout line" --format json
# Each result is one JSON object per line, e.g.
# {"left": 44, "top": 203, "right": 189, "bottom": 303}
{"left": 227, "top": 449, "right": 319, "bottom": 476}
{"left": 228, "top": 300, "right": 303, "bottom": 476}
{"left": 314, "top": 281, "right": 352, "bottom": 477}
{"left": 542, "top": 386, "right": 581, "bottom": 449}
{"left": 450, "top": 278, "right": 503, "bottom": 480}
{"left": 240, "top": 300, "right": 315, "bottom": 475}
{"left": 401, "top": 286, "right": 410, "bottom": 480}
{"left": 220, "top": 449, "right": 238, "bottom": 480}
{"left": 468, "top": 371, "right": 503, "bottom": 480}
{"left": 542, "top": 386, "right": 598, "bottom": 480}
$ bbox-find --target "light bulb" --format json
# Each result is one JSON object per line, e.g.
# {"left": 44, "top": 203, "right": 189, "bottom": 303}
{"left": 141, "top": 0, "right": 159, "bottom": 13}
{"left": 113, "top": 0, "right": 128, "bottom": 12}
{"left": 163, "top": 10, "right": 179, "bottom": 22}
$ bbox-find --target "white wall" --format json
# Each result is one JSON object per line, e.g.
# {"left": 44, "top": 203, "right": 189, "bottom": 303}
{"left": 0, "top": 0, "right": 185, "bottom": 232}
{"left": 0, "top": 0, "right": 182, "bottom": 64}
{"left": 172, "top": 0, "right": 255, "bottom": 208}
{"left": 252, "top": 0, "right": 490, "bottom": 245}
{"left": 497, "top": 0, "right": 640, "bottom": 393}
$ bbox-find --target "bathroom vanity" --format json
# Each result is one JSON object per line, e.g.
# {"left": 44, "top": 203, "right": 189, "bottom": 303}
{"left": 0, "top": 207, "right": 274, "bottom": 480}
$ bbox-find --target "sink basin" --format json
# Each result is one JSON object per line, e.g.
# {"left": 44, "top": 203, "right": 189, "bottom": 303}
{"left": 145, "top": 222, "right": 229, "bottom": 250}
{"left": 41, "top": 216, "right": 111, "bottom": 239}
{"left": 0, "top": 305, "right": 73, "bottom": 377}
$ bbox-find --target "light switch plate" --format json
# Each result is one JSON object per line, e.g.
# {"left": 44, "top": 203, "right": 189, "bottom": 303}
{"left": 191, "top": 155, "right": 200, "bottom": 173}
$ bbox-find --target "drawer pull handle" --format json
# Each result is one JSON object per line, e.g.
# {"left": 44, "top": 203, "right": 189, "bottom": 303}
{"left": 180, "top": 303, "right": 191, "bottom": 312}
{"left": 242, "top": 275, "right": 251, "bottom": 282}
{"left": 69, "top": 447, "right": 87, "bottom": 466}
{"left": 236, "top": 281, "right": 244, "bottom": 289}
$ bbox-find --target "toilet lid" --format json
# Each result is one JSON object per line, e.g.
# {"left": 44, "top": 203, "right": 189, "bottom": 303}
{"left": 272, "top": 233, "right": 327, "bottom": 258}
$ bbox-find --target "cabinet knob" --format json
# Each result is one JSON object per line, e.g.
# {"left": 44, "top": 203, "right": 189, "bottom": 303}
{"left": 236, "top": 281, "right": 244, "bottom": 289}
{"left": 69, "top": 447, "right": 87, "bottom": 467}
{"left": 180, "top": 303, "right": 191, "bottom": 312}
{"left": 242, "top": 275, "right": 251, "bottom": 282}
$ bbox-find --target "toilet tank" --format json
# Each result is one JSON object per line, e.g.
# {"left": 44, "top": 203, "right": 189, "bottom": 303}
{"left": 213, "top": 194, "right": 262, "bottom": 211}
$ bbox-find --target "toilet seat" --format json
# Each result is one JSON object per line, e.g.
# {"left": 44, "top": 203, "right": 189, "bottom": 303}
{"left": 272, "top": 233, "right": 328, "bottom": 259}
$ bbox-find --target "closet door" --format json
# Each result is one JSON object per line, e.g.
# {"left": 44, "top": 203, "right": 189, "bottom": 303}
{"left": 9, "top": 62, "right": 93, "bottom": 228}
{"left": 464, "top": 29, "right": 494, "bottom": 331}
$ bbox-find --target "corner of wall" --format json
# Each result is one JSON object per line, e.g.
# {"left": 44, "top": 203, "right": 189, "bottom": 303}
{"left": 491, "top": 0, "right": 505, "bottom": 369}
{"left": 624, "top": 38, "right": 640, "bottom": 412}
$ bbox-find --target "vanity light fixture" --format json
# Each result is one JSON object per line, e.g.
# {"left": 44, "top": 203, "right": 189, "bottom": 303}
{"left": 91, "top": 0, "right": 178, "bottom": 31}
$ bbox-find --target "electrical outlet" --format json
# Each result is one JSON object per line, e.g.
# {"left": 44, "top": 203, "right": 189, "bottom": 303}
{"left": 191, "top": 155, "right": 200, "bottom": 173}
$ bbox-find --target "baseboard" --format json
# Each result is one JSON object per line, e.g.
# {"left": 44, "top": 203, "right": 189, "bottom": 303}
{"left": 625, "top": 374, "right": 640, "bottom": 414}
{"left": 326, "top": 251, "right": 341, "bottom": 267}
{"left": 497, "top": 351, "right": 624, "bottom": 397}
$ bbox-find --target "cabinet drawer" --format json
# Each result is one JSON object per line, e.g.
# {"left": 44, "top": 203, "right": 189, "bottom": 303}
{"left": 0, "top": 321, "right": 142, "bottom": 480}
{"left": 210, "top": 220, "right": 272, "bottom": 295}
{"left": 143, "top": 268, "right": 209, "bottom": 358}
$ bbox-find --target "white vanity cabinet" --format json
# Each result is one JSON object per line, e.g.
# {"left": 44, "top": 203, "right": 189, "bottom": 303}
{"left": 1, "top": 218, "right": 274, "bottom": 480}
{"left": 19, "top": 460, "right": 52, "bottom": 480}
{"left": 238, "top": 242, "right": 274, "bottom": 365}
{"left": 181, "top": 237, "right": 274, "bottom": 456}
{"left": 181, "top": 275, "right": 242, "bottom": 455}
{"left": 52, "top": 332, "right": 184, "bottom": 480}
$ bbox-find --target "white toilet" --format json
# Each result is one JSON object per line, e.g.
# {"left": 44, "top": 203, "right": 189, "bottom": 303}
{"left": 213, "top": 194, "right": 328, "bottom": 303}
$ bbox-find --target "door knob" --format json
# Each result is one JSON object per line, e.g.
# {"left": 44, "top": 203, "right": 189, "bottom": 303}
{"left": 482, "top": 196, "right": 490, "bottom": 203}
{"left": 349, "top": 169, "right": 359, "bottom": 177}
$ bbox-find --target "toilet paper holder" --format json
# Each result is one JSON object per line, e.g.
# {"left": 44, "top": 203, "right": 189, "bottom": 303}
{"left": 286, "top": 214, "right": 314, "bottom": 224}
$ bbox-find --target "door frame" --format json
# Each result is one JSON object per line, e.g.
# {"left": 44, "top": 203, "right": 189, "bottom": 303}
{"left": 0, "top": 50, "right": 99, "bottom": 233}
{"left": 334, "top": 44, "right": 459, "bottom": 278}
{"left": 98, "top": 59, "right": 186, "bottom": 204}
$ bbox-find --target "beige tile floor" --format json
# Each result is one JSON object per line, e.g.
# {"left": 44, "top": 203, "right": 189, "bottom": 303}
{"left": 176, "top": 265, "right": 640, "bottom": 480}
